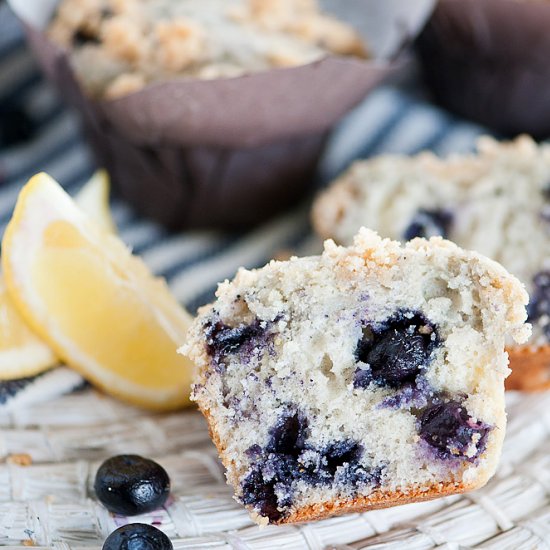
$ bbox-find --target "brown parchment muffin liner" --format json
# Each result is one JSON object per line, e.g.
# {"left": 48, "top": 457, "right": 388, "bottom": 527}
{"left": 13, "top": 0, "right": 436, "bottom": 230}
{"left": 416, "top": 0, "right": 550, "bottom": 139}
{"left": 506, "top": 345, "right": 550, "bottom": 392}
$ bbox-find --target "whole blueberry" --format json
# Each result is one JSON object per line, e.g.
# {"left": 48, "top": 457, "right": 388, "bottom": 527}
{"left": 102, "top": 523, "right": 173, "bottom": 550}
{"left": 404, "top": 209, "right": 453, "bottom": 241}
{"left": 419, "top": 401, "right": 490, "bottom": 460}
{"left": 355, "top": 313, "right": 438, "bottom": 389}
{"left": 94, "top": 455, "right": 170, "bottom": 516}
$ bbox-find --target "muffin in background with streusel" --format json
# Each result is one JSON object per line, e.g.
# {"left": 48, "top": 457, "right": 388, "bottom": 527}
{"left": 49, "top": 0, "right": 368, "bottom": 99}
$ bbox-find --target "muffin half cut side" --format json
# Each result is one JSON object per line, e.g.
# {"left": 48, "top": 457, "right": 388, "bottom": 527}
{"left": 183, "top": 229, "right": 529, "bottom": 525}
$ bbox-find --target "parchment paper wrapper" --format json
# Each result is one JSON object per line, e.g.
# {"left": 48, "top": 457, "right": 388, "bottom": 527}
{"left": 416, "top": 0, "right": 550, "bottom": 139}
{"left": 11, "top": 0, "right": 434, "bottom": 229}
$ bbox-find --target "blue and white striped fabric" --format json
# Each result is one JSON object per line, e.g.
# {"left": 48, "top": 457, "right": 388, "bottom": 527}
{"left": 0, "top": 2, "right": 494, "bottom": 410}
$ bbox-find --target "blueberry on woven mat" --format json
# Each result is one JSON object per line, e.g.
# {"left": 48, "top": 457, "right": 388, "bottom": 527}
{"left": 94, "top": 455, "right": 170, "bottom": 516}
{"left": 102, "top": 523, "right": 173, "bottom": 550}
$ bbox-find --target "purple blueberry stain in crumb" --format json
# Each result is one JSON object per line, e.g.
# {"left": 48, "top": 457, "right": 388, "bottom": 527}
{"left": 223, "top": 395, "right": 252, "bottom": 420}
{"left": 245, "top": 444, "right": 262, "bottom": 458}
{"left": 354, "top": 311, "right": 440, "bottom": 390}
{"left": 320, "top": 440, "right": 382, "bottom": 487}
{"left": 404, "top": 209, "right": 453, "bottom": 241}
{"left": 241, "top": 467, "right": 282, "bottom": 521}
{"left": 380, "top": 375, "right": 436, "bottom": 410}
{"left": 204, "top": 317, "right": 274, "bottom": 371}
{"left": 241, "top": 410, "right": 308, "bottom": 521}
{"left": 527, "top": 271, "right": 550, "bottom": 339}
{"left": 205, "top": 318, "right": 263, "bottom": 355}
{"left": 323, "top": 440, "right": 362, "bottom": 475}
{"left": 380, "top": 384, "right": 429, "bottom": 410}
{"left": 240, "top": 410, "right": 382, "bottom": 522}
{"left": 418, "top": 400, "right": 491, "bottom": 461}
{"left": 266, "top": 410, "right": 309, "bottom": 455}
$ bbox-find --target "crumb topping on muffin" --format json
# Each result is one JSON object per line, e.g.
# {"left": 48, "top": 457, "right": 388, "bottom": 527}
{"left": 48, "top": 0, "right": 368, "bottom": 98}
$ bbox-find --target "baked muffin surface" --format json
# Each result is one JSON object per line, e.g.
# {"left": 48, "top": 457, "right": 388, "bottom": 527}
{"left": 48, "top": 0, "right": 367, "bottom": 98}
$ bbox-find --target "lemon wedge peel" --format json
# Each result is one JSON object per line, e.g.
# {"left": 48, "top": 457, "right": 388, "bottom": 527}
{"left": 3, "top": 173, "right": 194, "bottom": 411}
{"left": 0, "top": 170, "right": 115, "bottom": 381}
{"left": 75, "top": 169, "right": 117, "bottom": 235}
{"left": 0, "top": 277, "right": 58, "bottom": 380}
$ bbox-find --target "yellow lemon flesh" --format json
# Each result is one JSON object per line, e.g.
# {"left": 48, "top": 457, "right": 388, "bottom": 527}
{"left": 0, "top": 170, "right": 116, "bottom": 381}
{"left": 0, "top": 277, "right": 58, "bottom": 380}
{"left": 74, "top": 169, "right": 117, "bottom": 235}
{"left": 2, "top": 173, "right": 194, "bottom": 410}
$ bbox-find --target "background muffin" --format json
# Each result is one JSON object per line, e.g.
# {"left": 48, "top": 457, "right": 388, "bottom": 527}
{"left": 11, "top": 0, "right": 431, "bottom": 230}
{"left": 48, "top": 0, "right": 368, "bottom": 100}
{"left": 312, "top": 136, "right": 550, "bottom": 390}
{"left": 416, "top": 0, "right": 550, "bottom": 138}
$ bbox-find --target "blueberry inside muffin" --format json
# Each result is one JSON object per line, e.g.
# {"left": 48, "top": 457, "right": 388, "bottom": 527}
{"left": 183, "top": 229, "right": 529, "bottom": 524}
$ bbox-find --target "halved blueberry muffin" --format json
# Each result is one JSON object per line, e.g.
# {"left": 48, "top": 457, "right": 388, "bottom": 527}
{"left": 183, "top": 229, "right": 529, "bottom": 524}
{"left": 312, "top": 136, "right": 550, "bottom": 390}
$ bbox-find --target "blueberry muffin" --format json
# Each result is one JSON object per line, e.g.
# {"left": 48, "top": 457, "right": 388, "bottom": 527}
{"left": 48, "top": 0, "right": 367, "bottom": 99}
{"left": 183, "top": 229, "right": 529, "bottom": 525}
{"left": 312, "top": 136, "right": 550, "bottom": 389}
{"left": 416, "top": 0, "right": 550, "bottom": 138}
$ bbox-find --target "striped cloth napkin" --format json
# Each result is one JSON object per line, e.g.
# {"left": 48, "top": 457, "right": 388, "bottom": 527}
{"left": 0, "top": 2, "right": 488, "bottom": 409}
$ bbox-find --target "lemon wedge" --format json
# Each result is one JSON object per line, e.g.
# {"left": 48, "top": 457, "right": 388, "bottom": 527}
{"left": 2, "top": 173, "right": 194, "bottom": 410}
{"left": 75, "top": 169, "right": 117, "bottom": 235}
{"left": 0, "top": 170, "right": 116, "bottom": 381}
{"left": 0, "top": 276, "right": 58, "bottom": 380}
